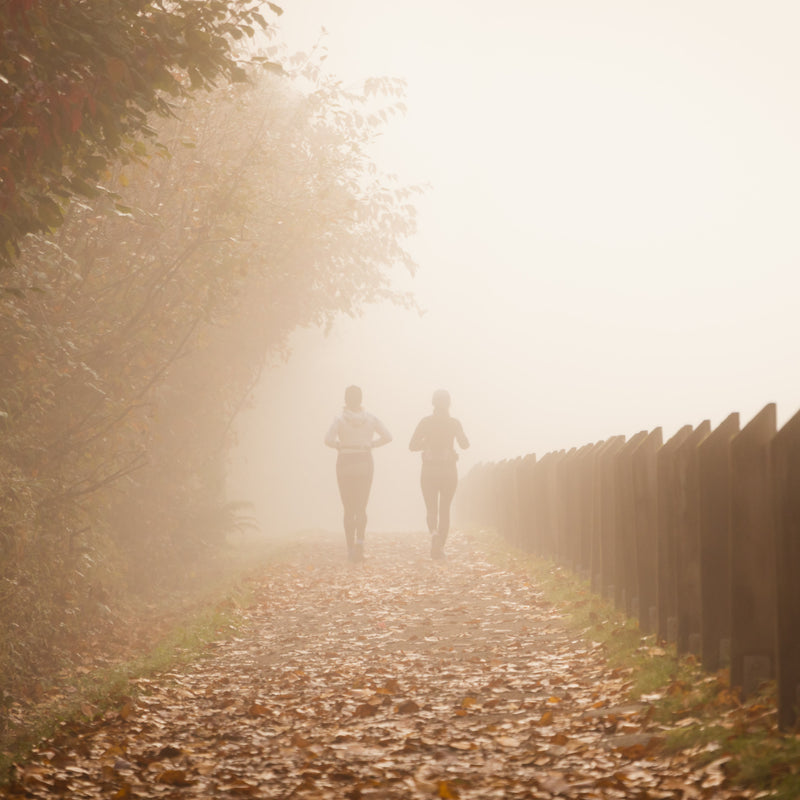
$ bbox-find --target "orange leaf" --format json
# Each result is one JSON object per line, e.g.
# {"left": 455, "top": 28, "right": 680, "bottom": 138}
{"left": 438, "top": 780, "right": 459, "bottom": 798}
{"left": 156, "top": 769, "right": 191, "bottom": 786}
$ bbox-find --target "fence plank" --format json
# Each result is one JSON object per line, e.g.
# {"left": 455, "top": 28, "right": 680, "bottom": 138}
{"left": 632, "top": 428, "right": 663, "bottom": 634}
{"left": 675, "top": 420, "right": 711, "bottom": 656}
{"left": 516, "top": 453, "right": 537, "bottom": 551}
{"left": 614, "top": 431, "right": 647, "bottom": 615}
{"left": 656, "top": 424, "right": 693, "bottom": 643}
{"left": 697, "top": 412, "right": 739, "bottom": 672}
{"left": 591, "top": 436, "right": 625, "bottom": 595}
{"left": 730, "top": 403, "right": 777, "bottom": 699}
{"left": 772, "top": 408, "right": 800, "bottom": 729}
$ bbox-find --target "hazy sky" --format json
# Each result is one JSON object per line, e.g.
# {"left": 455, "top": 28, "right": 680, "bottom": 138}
{"left": 228, "top": 1, "right": 800, "bottom": 535}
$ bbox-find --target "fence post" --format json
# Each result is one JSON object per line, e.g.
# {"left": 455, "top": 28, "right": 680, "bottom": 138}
{"left": 772, "top": 407, "right": 800, "bottom": 729}
{"left": 540, "top": 451, "right": 565, "bottom": 560}
{"left": 577, "top": 442, "right": 601, "bottom": 582}
{"left": 592, "top": 436, "right": 625, "bottom": 597}
{"left": 516, "top": 453, "right": 537, "bottom": 551}
{"left": 656, "top": 424, "right": 693, "bottom": 643}
{"left": 555, "top": 448, "right": 576, "bottom": 565}
{"left": 528, "top": 455, "right": 547, "bottom": 556}
{"left": 730, "top": 403, "right": 777, "bottom": 699}
{"left": 614, "top": 430, "right": 647, "bottom": 616}
{"left": 675, "top": 420, "right": 711, "bottom": 656}
{"left": 697, "top": 412, "right": 739, "bottom": 672}
{"left": 632, "top": 427, "right": 663, "bottom": 634}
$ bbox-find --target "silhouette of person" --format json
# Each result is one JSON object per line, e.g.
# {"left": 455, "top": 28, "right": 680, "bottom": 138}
{"left": 325, "top": 385, "right": 392, "bottom": 562}
{"left": 409, "top": 389, "right": 470, "bottom": 559}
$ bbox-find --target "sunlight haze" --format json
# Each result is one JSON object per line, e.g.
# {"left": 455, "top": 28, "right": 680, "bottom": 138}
{"left": 227, "top": 1, "right": 800, "bottom": 535}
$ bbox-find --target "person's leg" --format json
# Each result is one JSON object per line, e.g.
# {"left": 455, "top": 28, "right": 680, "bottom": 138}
{"left": 420, "top": 465, "right": 439, "bottom": 534}
{"left": 352, "top": 458, "right": 374, "bottom": 558}
{"left": 435, "top": 465, "right": 458, "bottom": 556}
{"left": 336, "top": 457, "right": 358, "bottom": 558}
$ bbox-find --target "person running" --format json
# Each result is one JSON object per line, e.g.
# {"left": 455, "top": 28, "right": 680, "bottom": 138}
{"left": 325, "top": 385, "right": 392, "bottom": 563}
{"left": 409, "top": 389, "right": 470, "bottom": 559}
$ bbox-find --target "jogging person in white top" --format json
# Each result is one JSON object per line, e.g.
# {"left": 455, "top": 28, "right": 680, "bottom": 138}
{"left": 325, "top": 385, "right": 392, "bottom": 562}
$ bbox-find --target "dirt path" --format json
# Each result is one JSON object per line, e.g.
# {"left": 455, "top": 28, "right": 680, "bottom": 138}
{"left": 3, "top": 531, "right": 752, "bottom": 799}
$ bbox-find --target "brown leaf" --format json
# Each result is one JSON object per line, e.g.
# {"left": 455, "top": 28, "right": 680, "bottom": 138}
{"left": 396, "top": 699, "right": 420, "bottom": 714}
{"left": 156, "top": 769, "right": 191, "bottom": 786}
{"left": 448, "top": 741, "right": 473, "bottom": 751}
{"left": 438, "top": 779, "right": 460, "bottom": 798}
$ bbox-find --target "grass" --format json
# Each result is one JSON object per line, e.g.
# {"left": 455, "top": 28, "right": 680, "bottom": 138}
{"left": 0, "top": 531, "right": 307, "bottom": 786}
{"left": 471, "top": 528, "right": 800, "bottom": 800}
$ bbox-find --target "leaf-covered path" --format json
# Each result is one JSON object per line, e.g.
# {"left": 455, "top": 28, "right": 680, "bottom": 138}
{"left": 4, "top": 532, "right": 753, "bottom": 799}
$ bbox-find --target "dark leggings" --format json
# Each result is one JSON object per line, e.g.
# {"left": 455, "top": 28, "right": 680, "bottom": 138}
{"left": 336, "top": 452, "right": 374, "bottom": 545}
{"left": 420, "top": 462, "right": 458, "bottom": 538}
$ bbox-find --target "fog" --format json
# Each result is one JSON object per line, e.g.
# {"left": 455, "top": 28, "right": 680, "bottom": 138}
{"left": 227, "top": 1, "right": 800, "bottom": 536}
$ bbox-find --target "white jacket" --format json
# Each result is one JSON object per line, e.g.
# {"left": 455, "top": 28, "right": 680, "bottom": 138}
{"left": 325, "top": 408, "right": 392, "bottom": 454}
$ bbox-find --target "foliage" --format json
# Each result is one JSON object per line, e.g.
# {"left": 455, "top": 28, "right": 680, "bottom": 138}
{"left": 0, "top": 54, "right": 421, "bottom": 710}
{"left": 0, "top": 0, "right": 284, "bottom": 267}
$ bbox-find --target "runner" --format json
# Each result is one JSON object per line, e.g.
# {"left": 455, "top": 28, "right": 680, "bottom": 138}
{"left": 409, "top": 389, "right": 470, "bottom": 559}
{"left": 325, "top": 385, "right": 392, "bottom": 562}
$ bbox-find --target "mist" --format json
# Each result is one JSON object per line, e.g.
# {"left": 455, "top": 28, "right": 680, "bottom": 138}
{"left": 226, "top": 0, "right": 800, "bottom": 537}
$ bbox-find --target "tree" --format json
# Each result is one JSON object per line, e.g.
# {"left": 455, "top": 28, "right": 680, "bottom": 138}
{"left": 0, "top": 56, "right": 421, "bottom": 701}
{"left": 0, "top": 0, "right": 283, "bottom": 269}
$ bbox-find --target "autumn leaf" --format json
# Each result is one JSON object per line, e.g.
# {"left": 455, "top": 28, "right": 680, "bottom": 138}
{"left": 155, "top": 769, "right": 191, "bottom": 786}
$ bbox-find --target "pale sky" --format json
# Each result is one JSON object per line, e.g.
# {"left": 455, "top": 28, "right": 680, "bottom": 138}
{"left": 228, "top": 1, "right": 800, "bottom": 535}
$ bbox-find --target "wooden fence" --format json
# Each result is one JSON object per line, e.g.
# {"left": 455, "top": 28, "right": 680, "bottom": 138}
{"left": 456, "top": 404, "right": 800, "bottom": 730}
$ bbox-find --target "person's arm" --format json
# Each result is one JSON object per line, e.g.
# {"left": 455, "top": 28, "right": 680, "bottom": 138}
{"left": 324, "top": 417, "right": 340, "bottom": 449}
{"left": 408, "top": 418, "right": 426, "bottom": 451}
{"left": 455, "top": 420, "right": 470, "bottom": 450}
{"left": 371, "top": 416, "right": 392, "bottom": 448}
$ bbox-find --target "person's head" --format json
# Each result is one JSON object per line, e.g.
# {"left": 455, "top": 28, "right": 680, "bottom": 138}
{"left": 344, "top": 385, "right": 363, "bottom": 410}
{"left": 432, "top": 389, "right": 451, "bottom": 412}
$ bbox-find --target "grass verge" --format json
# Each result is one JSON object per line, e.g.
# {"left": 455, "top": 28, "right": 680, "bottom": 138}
{"left": 472, "top": 529, "right": 800, "bottom": 800}
{"left": 0, "top": 532, "right": 307, "bottom": 787}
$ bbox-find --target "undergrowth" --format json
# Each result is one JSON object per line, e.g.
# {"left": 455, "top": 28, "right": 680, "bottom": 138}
{"left": 0, "top": 531, "right": 304, "bottom": 786}
{"left": 472, "top": 528, "right": 800, "bottom": 800}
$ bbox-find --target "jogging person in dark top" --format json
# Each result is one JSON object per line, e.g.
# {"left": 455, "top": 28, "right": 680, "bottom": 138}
{"left": 409, "top": 389, "right": 470, "bottom": 559}
{"left": 325, "top": 385, "right": 392, "bottom": 563}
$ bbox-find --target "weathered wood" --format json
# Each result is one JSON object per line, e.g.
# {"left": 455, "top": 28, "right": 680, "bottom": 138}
{"left": 591, "top": 436, "right": 625, "bottom": 595}
{"left": 614, "top": 431, "right": 648, "bottom": 615}
{"left": 596, "top": 436, "right": 626, "bottom": 599}
{"left": 772, "top": 407, "right": 800, "bottom": 729}
{"left": 555, "top": 448, "right": 577, "bottom": 565}
{"left": 567, "top": 442, "right": 598, "bottom": 578}
{"left": 730, "top": 403, "right": 777, "bottom": 699}
{"left": 656, "top": 425, "right": 693, "bottom": 643}
{"left": 527, "top": 456, "right": 547, "bottom": 556}
{"left": 561, "top": 448, "right": 582, "bottom": 569}
{"left": 515, "top": 453, "right": 537, "bottom": 551}
{"left": 675, "top": 420, "right": 711, "bottom": 656}
{"left": 539, "top": 450, "right": 566, "bottom": 560}
{"left": 632, "top": 428, "right": 663, "bottom": 634}
{"left": 575, "top": 444, "right": 595, "bottom": 579}
{"left": 697, "top": 412, "right": 739, "bottom": 671}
